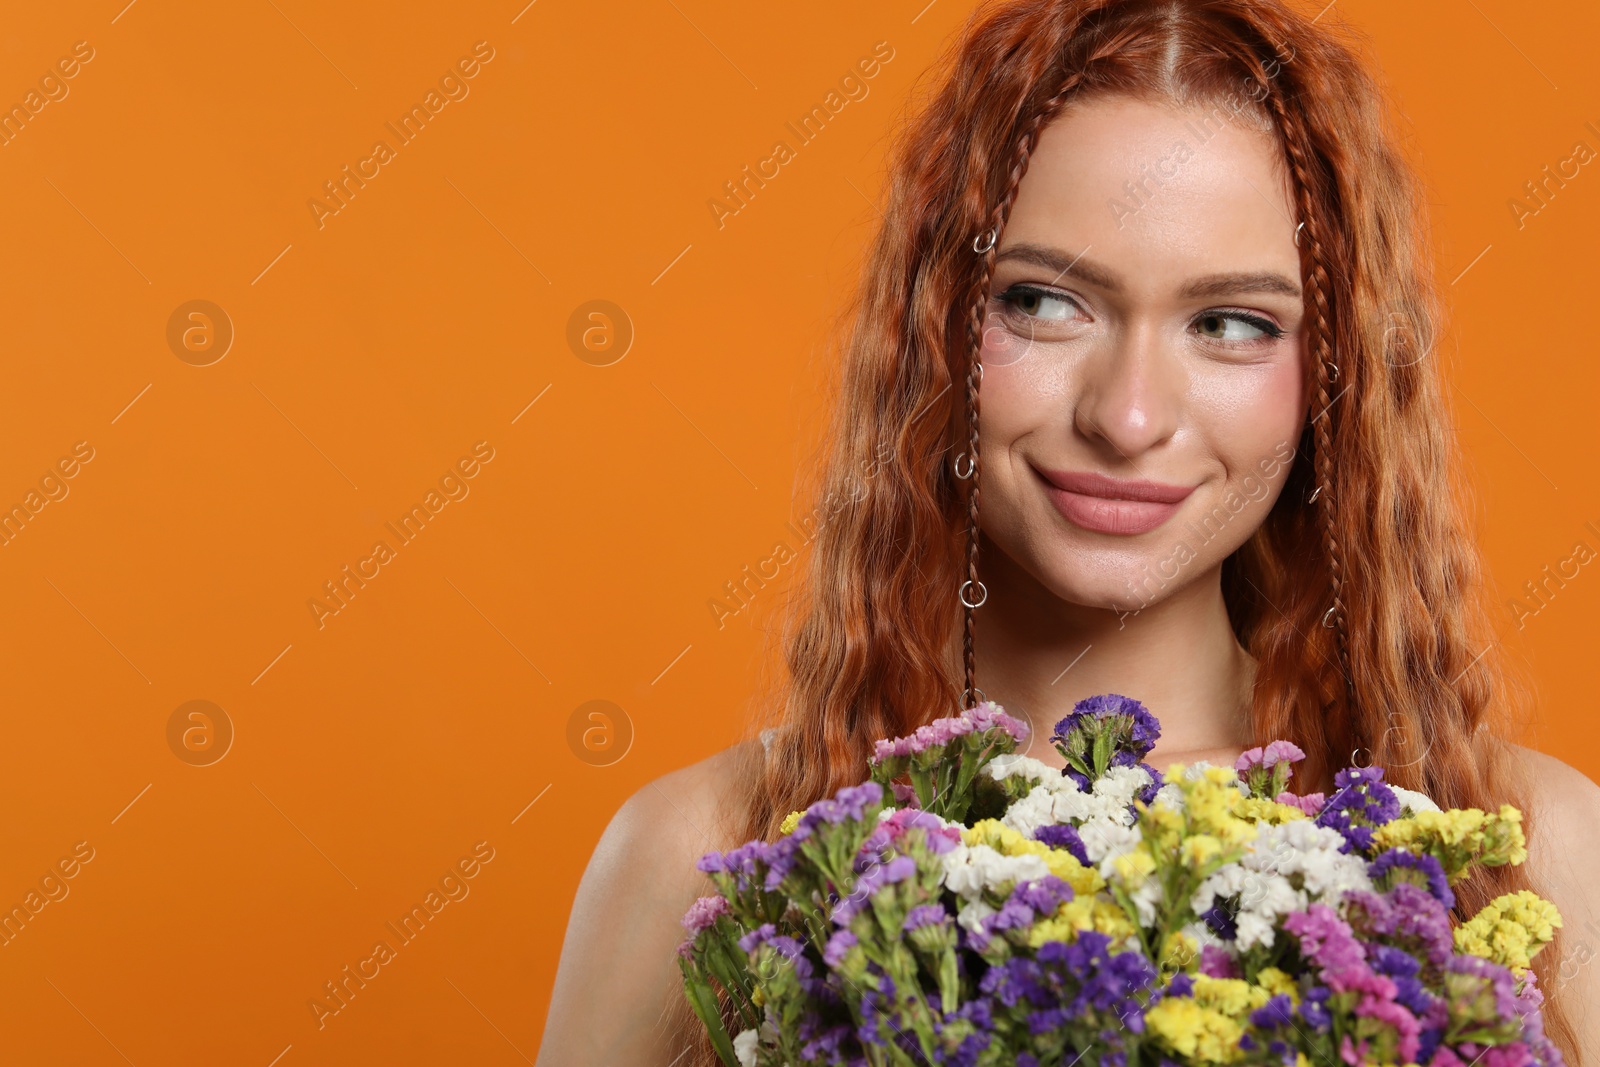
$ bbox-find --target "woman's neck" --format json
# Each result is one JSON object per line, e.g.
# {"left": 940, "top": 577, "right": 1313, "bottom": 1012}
{"left": 970, "top": 532, "right": 1258, "bottom": 766}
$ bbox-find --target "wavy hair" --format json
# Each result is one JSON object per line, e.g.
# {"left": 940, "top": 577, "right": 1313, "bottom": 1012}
{"left": 683, "top": 0, "right": 1580, "bottom": 1061}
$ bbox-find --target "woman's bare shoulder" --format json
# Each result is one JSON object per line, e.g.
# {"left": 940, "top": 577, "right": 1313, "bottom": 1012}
{"left": 607, "top": 739, "right": 761, "bottom": 863}
{"left": 1498, "top": 741, "right": 1600, "bottom": 877}
{"left": 536, "top": 739, "right": 761, "bottom": 1067}
{"left": 1502, "top": 741, "right": 1600, "bottom": 823}
{"left": 1501, "top": 742, "right": 1600, "bottom": 1048}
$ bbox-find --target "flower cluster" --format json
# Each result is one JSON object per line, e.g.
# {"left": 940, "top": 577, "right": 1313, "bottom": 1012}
{"left": 678, "top": 695, "right": 1564, "bottom": 1066}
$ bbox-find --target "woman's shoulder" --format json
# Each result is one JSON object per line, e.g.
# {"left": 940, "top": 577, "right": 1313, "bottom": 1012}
{"left": 1500, "top": 742, "right": 1600, "bottom": 1048}
{"left": 1501, "top": 741, "right": 1600, "bottom": 822}
{"left": 537, "top": 738, "right": 763, "bottom": 1066}
{"left": 603, "top": 738, "right": 762, "bottom": 867}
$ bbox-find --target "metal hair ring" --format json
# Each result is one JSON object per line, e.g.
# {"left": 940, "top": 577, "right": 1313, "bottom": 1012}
{"left": 1293, "top": 221, "right": 1305, "bottom": 247}
{"left": 1307, "top": 484, "right": 1323, "bottom": 504}
{"left": 961, "top": 686, "right": 988, "bottom": 708}
{"left": 973, "top": 227, "right": 997, "bottom": 254}
{"left": 1321, "top": 605, "right": 1338, "bottom": 628}
{"left": 954, "top": 452, "right": 976, "bottom": 479}
{"left": 1325, "top": 360, "right": 1339, "bottom": 382}
{"left": 960, "top": 579, "right": 988, "bottom": 609}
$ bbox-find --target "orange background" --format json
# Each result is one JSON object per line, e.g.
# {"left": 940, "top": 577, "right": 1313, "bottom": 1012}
{"left": 0, "top": 1, "right": 1596, "bottom": 1063}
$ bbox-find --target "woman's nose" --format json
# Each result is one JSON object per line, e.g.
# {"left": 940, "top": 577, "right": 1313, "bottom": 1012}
{"left": 1072, "top": 322, "right": 1182, "bottom": 457}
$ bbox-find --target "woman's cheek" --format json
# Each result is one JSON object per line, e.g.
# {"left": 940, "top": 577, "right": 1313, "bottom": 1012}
{"left": 978, "top": 309, "right": 1040, "bottom": 370}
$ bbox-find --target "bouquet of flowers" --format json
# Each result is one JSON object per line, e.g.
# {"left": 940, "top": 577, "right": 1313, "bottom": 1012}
{"left": 677, "top": 695, "right": 1564, "bottom": 1066}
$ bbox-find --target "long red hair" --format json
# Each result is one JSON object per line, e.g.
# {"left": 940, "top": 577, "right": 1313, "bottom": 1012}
{"left": 692, "top": 0, "right": 1579, "bottom": 1060}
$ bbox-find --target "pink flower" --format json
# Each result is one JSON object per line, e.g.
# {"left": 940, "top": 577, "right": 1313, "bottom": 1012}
{"left": 680, "top": 895, "right": 729, "bottom": 938}
{"left": 1275, "top": 790, "right": 1327, "bottom": 817}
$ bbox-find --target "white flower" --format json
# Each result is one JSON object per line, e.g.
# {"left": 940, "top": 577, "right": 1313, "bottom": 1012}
{"left": 941, "top": 843, "right": 1051, "bottom": 900}
{"left": 1083, "top": 821, "right": 1143, "bottom": 866}
{"left": 1152, "top": 780, "right": 1187, "bottom": 810}
{"left": 998, "top": 787, "right": 1062, "bottom": 838}
{"left": 1190, "top": 865, "right": 1304, "bottom": 951}
{"left": 955, "top": 897, "right": 996, "bottom": 935}
{"left": 1390, "top": 784, "right": 1441, "bottom": 815}
{"left": 983, "top": 753, "right": 1062, "bottom": 786}
{"left": 1189, "top": 820, "right": 1373, "bottom": 951}
{"left": 733, "top": 1028, "right": 759, "bottom": 1067}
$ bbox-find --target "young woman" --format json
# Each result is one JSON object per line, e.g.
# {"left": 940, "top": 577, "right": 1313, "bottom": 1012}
{"left": 538, "top": 0, "right": 1600, "bottom": 1062}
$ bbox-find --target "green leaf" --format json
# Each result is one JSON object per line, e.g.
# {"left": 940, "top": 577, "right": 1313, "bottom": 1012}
{"left": 680, "top": 964, "right": 742, "bottom": 1067}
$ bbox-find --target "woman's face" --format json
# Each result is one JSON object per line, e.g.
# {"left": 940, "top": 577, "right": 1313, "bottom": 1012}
{"left": 977, "top": 92, "right": 1309, "bottom": 614}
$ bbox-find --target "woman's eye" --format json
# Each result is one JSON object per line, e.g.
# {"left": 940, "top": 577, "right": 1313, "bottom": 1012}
{"left": 1194, "top": 312, "right": 1284, "bottom": 343}
{"left": 996, "top": 285, "right": 1081, "bottom": 323}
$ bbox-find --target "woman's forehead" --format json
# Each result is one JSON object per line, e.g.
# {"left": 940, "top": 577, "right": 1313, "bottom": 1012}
{"left": 1000, "top": 94, "right": 1299, "bottom": 293}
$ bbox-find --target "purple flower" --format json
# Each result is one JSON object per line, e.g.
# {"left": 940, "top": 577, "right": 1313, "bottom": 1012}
{"left": 1341, "top": 882, "right": 1455, "bottom": 971}
{"left": 977, "top": 930, "right": 1155, "bottom": 1040}
{"left": 1445, "top": 953, "right": 1522, "bottom": 1024}
{"left": 833, "top": 853, "right": 917, "bottom": 925}
{"left": 1050, "top": 694, "right": 1161, "bottom": 784}
{"left": 797, "top": 1022, "right": 855, "bottom": 1063}
{"left": 967, "top": 877, "right": 1074, "bottom": 950}
{"left": 889, "top": 780, "right": 919, "bottom": 805}
{"left": 822, "top": 928, "right": 858, "bottom": 967}
{"left": 797, "top": 781, "right": 884, "bottom": 835}
{"left": 1368, "top": 848, "right": 1454, "bottom": 909}
{"left": 859, "top": 807, "right": 962, "bottom": 858}
{"left": 737, "top": 922, "right": 778, "bottom": 954}
{"left": 696, "top": 839, "right": 779, "bottom": 893}
{"left": 903, "top": 904, "right": 950, "bottom": 932}
{"left": 1315, "top": 765, "right": 1401, "bottom": 852}
{"left": 1510, "top": 967, "right": 1567, "bottom": 1067}
{"left": 1033, "top": 823, "right": 1090, "bottom": 865}
{"left": 1250, "top": 994, "right": 1295, "bottom": 1028}
{"left": 1201, "top": 902, "right": 1239, "bottom": 941}
{"left": 1164, "top": 973, "right": 1196, "bottom": 998}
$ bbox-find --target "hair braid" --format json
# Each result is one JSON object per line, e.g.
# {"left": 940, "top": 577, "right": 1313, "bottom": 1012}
{"left": 1231, "top": 40, "right": 1360, "bottom": 727}
{"left": 959, "top": 15, "right": 1148, "bottom": 707}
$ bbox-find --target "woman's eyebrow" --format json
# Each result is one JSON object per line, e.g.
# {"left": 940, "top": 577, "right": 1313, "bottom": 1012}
{"left": 994, "top": 242, "right": 1302, "bottom": 300}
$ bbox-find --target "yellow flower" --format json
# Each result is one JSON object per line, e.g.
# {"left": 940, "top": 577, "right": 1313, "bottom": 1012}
{"left": 1255, "top": 966, "right": 1299, "bottom": 1005}
{"left": 1233, "top": 796, "right": 1310, "bottom": 825}
{"left": 1158, "top": 929, "right": 1200, "bottom": 972}
{"left": 778, "top": 810, "right": 804, "bottom": 835}
{"left": 1141, "top": 803, "right": 1185, "bottom": 850}
{"left": 1191, "top": 974, "right": 1271, "bottom": 1016}
{"left": 1111, "top": 845, "right": 1158, "bottom": 888}
{"left": 1455, "top": 889, "right": 1563, "bottom": 972}
{"left": 1145, "top": 998, "right": 1245, "bottom": 1063}
{"left": 1028, "top": 897, "right": 1136, "bottom": 946}
{"left": 1371, "top": 805, "right": 1527, "bottom": 879}
{"left": 1180, "top": 834, "right": 1225, "bottom": 867}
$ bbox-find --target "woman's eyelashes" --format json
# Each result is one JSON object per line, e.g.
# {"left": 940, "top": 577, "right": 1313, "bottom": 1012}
{"left": 993, "top": 282, "right": 1288, "bottom": 348}
{"left": 994, "top": 283, "right": 1082, "bottom": 325}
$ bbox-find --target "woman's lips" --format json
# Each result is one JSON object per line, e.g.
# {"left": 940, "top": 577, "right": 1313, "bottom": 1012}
{"left": 1034, "top": 467, "right": 1196, "bottom": 535}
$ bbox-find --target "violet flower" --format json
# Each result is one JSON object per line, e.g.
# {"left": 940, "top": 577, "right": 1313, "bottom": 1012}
{"left": 1050, "top": 694, "right": 1161, "bottom": 785}
{"left": 1315, "top": 764, "right": 1402, "bottom": 852}
{"left": 1368, "top": 847, "right": 1455, "bottom": 909}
